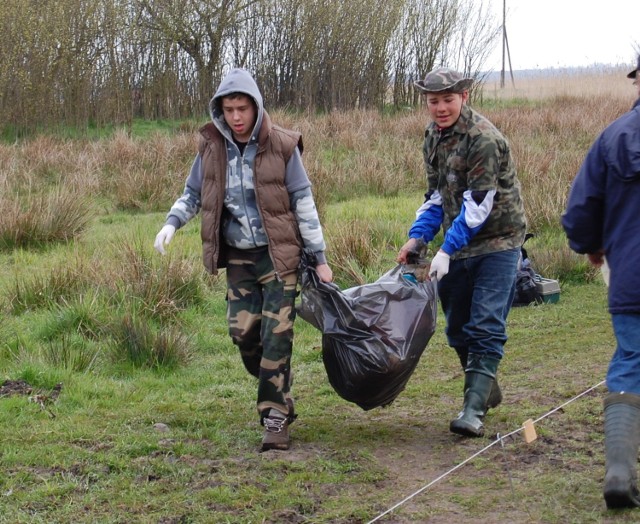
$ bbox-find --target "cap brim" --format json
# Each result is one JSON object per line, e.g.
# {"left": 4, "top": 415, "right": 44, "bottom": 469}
{"left": 413, "top": 80, "right": 428, "bottom": 92}
{"left": 627, "top": 69, "right": 637, "bottom": 79}
{"left": 414, "top": 78, "right": 473, "bottom": 93}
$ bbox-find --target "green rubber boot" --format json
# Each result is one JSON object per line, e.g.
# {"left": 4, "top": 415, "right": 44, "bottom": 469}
{"left": 454, "top": 348, "right": 502, "bottom": 410}
{"left": 603, "top": 392, "right": 640, "bottom": 509}
{"left": 450, "top": 354, "right": 500, "bottom": 438}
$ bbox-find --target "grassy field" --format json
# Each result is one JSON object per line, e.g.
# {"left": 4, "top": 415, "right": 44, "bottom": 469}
{"left": 1, "top": 69, "right": 639, "bottom": 523}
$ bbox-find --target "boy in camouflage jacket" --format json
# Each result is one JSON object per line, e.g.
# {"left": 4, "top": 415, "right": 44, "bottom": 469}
{"left": 397, "top": 67, "right": 526, "bottom": 438}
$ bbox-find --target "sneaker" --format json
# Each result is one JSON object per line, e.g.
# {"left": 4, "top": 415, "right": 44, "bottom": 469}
{"left": 261, "top": 409, "right": 290, "bottom": 451}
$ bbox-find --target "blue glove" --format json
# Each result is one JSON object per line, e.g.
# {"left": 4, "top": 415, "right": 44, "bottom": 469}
{"left": 429, "top": 250, "right": 450, "bottom": 281}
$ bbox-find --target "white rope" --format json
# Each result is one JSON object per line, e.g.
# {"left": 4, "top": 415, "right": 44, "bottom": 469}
{"left": 366, "top": 379, "right": 606, "bottom": 524}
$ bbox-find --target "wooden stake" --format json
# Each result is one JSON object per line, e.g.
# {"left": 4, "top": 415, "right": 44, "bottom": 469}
{"left": 523, "top": 419, "right": 537, "bottom": 443}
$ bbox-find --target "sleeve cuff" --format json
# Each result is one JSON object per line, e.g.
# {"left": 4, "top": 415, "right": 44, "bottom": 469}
{"left": 314, "top": 251, "right": 327, "bottom": 265}
{"left": 166, "top": 216, "right": 181, "bottom": 229}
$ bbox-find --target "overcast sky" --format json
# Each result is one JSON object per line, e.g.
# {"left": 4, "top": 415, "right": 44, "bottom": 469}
{"left": 486, "top": 0, "right": 639, "bottom": 71}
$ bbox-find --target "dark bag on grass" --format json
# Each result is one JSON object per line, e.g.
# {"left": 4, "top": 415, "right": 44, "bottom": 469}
{"left": 297, "top": 250, "right": 437, "bottom": 410}
{"left": 512, "top": 233, "right": 543, "bottom": 307}
{"left": 513, "top": 265, "right": 542, "bottom": 306}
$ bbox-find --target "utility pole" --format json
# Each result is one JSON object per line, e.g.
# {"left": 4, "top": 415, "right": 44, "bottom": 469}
{"left": 500, "top": 0, "right": 515, "bottom": 88}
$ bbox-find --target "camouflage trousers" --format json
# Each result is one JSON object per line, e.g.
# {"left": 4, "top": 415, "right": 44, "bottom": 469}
{"left": 226, "top": 246, "right": 298, "bottom": 423}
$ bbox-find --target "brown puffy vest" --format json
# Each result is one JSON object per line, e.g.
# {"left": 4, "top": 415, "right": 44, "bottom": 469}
{"left": 198, "top": 111, "right": 304, "bottom": 276}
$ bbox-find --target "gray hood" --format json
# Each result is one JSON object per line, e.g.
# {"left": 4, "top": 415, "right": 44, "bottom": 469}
{"left": 209, "top": 68, "right": 264, "bottom": 142}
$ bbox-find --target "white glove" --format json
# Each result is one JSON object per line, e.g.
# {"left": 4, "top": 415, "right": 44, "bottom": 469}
{"left": 154, "top": 224, "right": 176, "bottom": 255}
{"left": 601, "top": 256, "right": 610, "bottom": 287}
{"left": 429, "top": 250, "right": 450, "bottom": 281}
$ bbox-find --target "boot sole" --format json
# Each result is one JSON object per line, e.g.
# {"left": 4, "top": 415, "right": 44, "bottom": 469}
{"left": 486, "top": 399, "right": 502, "bottom": 410}
{"left": 487, "top": 383, "right": 503, "bottom": 410}
{"left": 261, "top": 442, "right": 290, "bottom": 451}
{"left": 604, "top": 477, "right": 640, "bottom": 509}
{"left": 449, "top": 420, "right": 484, "bottom": 438}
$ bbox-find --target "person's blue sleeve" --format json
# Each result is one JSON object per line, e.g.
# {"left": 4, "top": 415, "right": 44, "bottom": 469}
{"left": 408, "top": 190, "right": 444, "bottom": 242}
{"left": 440, "top": 189, "right": 495, "bottom": 255}
{"left": 561, "top": 137, "right": 605, "bottom": 254}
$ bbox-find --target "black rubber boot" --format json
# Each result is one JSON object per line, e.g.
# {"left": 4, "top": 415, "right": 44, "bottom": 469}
{"left": 449, "top": 354, "right": 500, "bottom": 438}
{"left": 603, "top": 392, "right": 640, "bottom": 509}
{"left": 454, "top": 348, "right": 502, "bottom": 410}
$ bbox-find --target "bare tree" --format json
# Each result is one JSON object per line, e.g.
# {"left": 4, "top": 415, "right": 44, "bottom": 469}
{"left": 442, "top": 0, "right": 501, "bottom": 94}
{"left": 135, "top": 0, "right": 262, "bottom": 109}
{"left": 388, "top": 0, "right": 461, "bottom": 107}
{"left": 291, "top": 0, "right": 403, "bottom": 110}
{"left": 0, "top": 0, "right": 501, "bottom": 130}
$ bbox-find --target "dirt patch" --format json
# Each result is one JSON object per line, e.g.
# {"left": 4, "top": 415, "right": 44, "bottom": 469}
{"left": 0, "top": 379, "right": 63, "bottom": 418}
{"left": 0, "top": 379, "right": 34, "bottom": 397}
{"left": 363, "top": 386, "right": 607, "bottom": 523}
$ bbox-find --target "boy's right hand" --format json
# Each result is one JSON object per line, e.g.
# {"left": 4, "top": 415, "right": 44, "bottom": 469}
{"left": 396, "top": 238, "right": 420, "bottom": 264}
{"left": 154, "top": 225, "right": 176, "bottom": 255}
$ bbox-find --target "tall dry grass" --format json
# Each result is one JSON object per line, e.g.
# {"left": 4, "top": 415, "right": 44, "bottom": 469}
{"left": 101, "top": 130, "right": 197, "bottom": 212}
{"left": 1, "top": 69, "right": 636, "bottom": 275}
{"left": 0, "top": 187, "right": 92, "bottom": 249}
{"left": 488, "top": 94, "right": 632, "bottom": 231}
{"left": 483, "top": 66, "right": 633, "bottom": 101}
{"left": 0, "top": 130, "right": 196, "bottom": 213}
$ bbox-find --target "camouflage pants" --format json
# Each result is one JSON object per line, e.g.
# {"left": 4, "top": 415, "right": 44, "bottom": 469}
{"left": 226, "top": 246, "right": 298, "bottom": 422}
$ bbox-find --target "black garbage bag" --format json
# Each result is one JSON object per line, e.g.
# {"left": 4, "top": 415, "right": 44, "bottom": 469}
{"left": 297, "top": 251, "right": 438, "bottom": 410}
{"left": 512, "top": 233, "right": 543, "bottom": 307}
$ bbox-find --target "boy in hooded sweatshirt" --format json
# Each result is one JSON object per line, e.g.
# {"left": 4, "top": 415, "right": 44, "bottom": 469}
{"left": 154, "top": 68, "right": 333, "bottom": 451}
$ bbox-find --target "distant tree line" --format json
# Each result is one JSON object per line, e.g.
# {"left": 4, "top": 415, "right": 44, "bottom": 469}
{"left": 0, "top": 0, "right": 498, "bottom": 131}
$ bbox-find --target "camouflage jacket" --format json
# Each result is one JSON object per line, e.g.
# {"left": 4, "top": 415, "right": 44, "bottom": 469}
{"left": 423, "top": 104, "right": 526, "bottom": 258}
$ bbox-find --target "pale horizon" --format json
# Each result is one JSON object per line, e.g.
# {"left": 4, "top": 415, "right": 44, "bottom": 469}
{"left": 487, "top": 0, "right": 638, "bottom": 71}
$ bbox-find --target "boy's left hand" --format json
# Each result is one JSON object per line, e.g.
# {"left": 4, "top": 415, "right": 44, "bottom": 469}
{"left": 316, "top": 263, "right": 333, "bottom": 283}
{"left": 429, "top": 250, "right": 450, "bottom": 281}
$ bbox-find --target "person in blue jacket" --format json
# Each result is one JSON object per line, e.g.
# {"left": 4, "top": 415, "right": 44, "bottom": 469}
{"left": 562, "top": 55, "right": 640, "bottom": 509}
